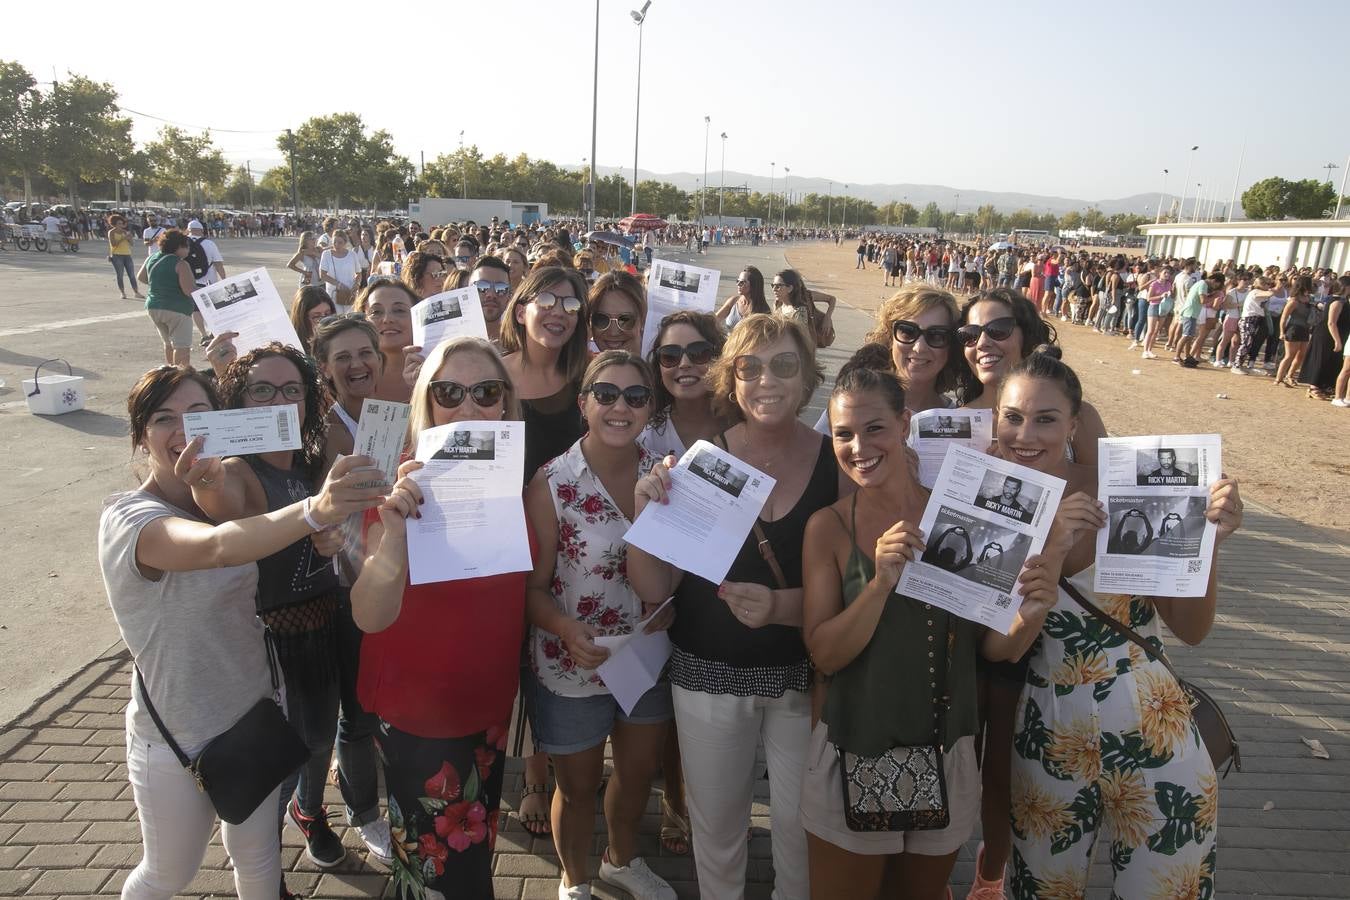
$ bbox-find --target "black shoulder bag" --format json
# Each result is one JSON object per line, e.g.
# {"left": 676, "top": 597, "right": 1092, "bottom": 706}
{"left": 1058, "top": 577, "right": 1241, "bottom": 776}
{"left": 134, "top": 635, "right": 309, "bottom": 824}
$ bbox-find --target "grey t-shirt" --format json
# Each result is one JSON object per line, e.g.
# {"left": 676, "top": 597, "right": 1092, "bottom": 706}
{"left": 98, "top": 490, "right": 272, "bottom": 754}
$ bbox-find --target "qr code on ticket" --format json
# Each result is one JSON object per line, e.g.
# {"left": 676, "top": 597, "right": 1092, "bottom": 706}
{"left": 993, "top": 594, "right": 1013, "bottom": 610}
{"left": 1185, "top": 559, "right": 1203, "bottom": 574}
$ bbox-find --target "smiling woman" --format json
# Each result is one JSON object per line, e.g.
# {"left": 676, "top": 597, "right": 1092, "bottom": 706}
{"left": 354, "top": 280, "right": 418, "bottom": 403}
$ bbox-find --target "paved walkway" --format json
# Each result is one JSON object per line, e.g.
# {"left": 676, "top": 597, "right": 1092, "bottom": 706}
{"left": 3, "top": 302, "right": 1348, "bottom": 899}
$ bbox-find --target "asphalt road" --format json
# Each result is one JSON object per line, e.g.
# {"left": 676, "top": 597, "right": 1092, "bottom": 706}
{"left": 0, "top": 235, "right": 849, "bottom": 725}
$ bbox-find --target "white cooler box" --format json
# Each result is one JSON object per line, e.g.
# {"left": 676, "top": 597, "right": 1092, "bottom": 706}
{"left": 24, "top": 359, "right": 86, "bottom": 416}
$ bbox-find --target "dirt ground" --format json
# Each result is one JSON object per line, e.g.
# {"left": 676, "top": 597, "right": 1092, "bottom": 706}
{"left": 786, "top": 241, "right": 1349, "bottom": 532}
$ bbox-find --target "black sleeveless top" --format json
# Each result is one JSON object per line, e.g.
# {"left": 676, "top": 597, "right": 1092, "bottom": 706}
{"left": 521, "top": 380, "right": 584, "bottom": 483}
{"left": 669, "top": 433, "right": 838, "bottom": 696}
{"left": 244, "top": 456, "right": 338, "bottom": 614}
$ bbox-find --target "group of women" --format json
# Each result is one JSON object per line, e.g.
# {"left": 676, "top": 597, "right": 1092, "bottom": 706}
{"left": 100, "top": 230, "right": 1242, "bottom": 900}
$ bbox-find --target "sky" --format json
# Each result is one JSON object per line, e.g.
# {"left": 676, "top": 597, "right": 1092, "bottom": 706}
{"left": 7, "top": 0, "right": 1350, "bottom": 204}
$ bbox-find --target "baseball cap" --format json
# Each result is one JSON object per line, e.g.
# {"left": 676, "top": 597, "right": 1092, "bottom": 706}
{"left": 187, "top": 220, "right": 204, "bottom": 231}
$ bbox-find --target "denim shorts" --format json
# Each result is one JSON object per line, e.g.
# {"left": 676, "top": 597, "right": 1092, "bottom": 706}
{"left": 525, "top": 677, "right": 672, "bottom": 755}
{"left": 1181, "top": 316, "right": 1198, "bottom": 337}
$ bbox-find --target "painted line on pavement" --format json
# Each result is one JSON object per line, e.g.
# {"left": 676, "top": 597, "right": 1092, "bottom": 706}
{"left": 0, "top": 310, "right": 144, "bottom": 339}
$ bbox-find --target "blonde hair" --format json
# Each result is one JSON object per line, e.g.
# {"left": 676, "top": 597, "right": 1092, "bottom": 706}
{"left": 866, "top": 282, "right": 962, "bottom": 394}
{"left": 709, "top": 313, "right": 823, "bottom": 423}
{"left": 407, "top": 337, "right": 520, "bottom": 449}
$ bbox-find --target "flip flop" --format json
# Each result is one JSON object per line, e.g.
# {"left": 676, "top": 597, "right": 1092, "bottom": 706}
{"left": 518, "top": 782, "right": 551, "bottom": 836}
{"left": 660, "top": 795, "right": 691, "bottom": 856}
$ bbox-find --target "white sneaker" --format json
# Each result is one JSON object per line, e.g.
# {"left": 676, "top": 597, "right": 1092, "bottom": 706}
{"left": 598, "top": 852, "right": 676, "bottom": 900}
{"left": 1230, "top": 366, "right": 1247, "bottom": 376}
{"left": 1141, "top": 351, "right": 1157, "bottom": 360}
{"left": 559, "top": 881, "right": 592, "bottom": 900}
{"left": 1127, "top": 341, "right": 1139, "bottom": 351}
{"left": 357, "top": 817, "right": 394, "bottom": 864}
{"left": 1332, "top": 398, "right": 1350, "bottom": 407}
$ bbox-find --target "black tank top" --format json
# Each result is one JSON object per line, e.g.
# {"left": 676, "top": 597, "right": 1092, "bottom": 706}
{"left": 670, "top": 433, "right": 838, "bottom": 669}
{"left": 244, "top": 456, "right": 339, "bottom": 613}
{"left": 521, "top": 380, "right": 584, "bottom": 483}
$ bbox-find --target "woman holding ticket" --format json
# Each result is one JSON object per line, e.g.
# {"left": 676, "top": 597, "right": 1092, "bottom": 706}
{"left": 991, "top": 348, "right": 1243, "bottom": 899}
{"left": 351, "top": 336, "right": 528, "bottom": 900}
{"left": 629, "top": 314, "right": 839, "bottom": 900}
{"left": 523, "top": 351, "right": 677, "bottom": 900}
{"left": 799, "top": 359, "right": 1058, "bottom": 900}
{"left": 98, "top": 366, "right": 385, "bottom": 900}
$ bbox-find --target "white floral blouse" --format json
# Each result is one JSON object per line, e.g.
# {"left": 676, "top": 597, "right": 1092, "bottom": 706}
{"left": 530, "top": 439, "right": 651, "bottom": 698}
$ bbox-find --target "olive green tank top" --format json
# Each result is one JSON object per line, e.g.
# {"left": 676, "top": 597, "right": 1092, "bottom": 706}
{"left": 822, "top": 493, "right": 981, "bottom": 756}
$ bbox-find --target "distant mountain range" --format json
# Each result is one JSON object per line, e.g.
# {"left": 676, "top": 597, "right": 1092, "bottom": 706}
{"left": 580, "top": 165, "right": 1164, "bottom": 217}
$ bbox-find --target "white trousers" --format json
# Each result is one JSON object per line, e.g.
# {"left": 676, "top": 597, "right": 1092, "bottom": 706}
{"left": 122, "top": 733, "right": 281, "bottom": 900}
{"left": 672, "top": 686, "right": 811, "bottom": 900}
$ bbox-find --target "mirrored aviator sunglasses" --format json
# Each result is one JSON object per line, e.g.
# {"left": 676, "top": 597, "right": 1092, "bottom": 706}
{"left": 956, "top": 316, "right": 1017, "bottom": 347}
{"left": 587, "top": 382, "right": 653, "bottom": 408}
{"left": 733, "top": 351, "right": 800, "bottom": 381}
{"left": 892, "top": 320, "right": 954, "bottom": 348}
{"left": 429, "top": 379, "right": 506, "bottom": 409}
{"left": 656, "top": 340, "right": 716, "bottom": 368}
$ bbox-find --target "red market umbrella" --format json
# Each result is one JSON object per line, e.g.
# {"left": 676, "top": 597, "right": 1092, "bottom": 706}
{"left": 619, "top": 214, "right": 667, "bottom": 234}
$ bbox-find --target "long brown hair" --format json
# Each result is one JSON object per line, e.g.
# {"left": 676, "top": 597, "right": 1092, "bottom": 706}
{"left": 498, "top": 266, "right": 591, "bottom": 385}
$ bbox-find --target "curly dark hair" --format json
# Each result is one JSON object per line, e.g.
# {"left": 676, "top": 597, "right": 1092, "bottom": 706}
{"left": 216, "top": 342, "right": 330, "bottom": 485}
{"left": 955, "top": 288, "right": 1058, "bottom": 404}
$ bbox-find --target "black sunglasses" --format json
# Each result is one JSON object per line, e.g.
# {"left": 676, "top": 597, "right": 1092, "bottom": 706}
{"left": 590, "top": 311, "right": 637, "bottom": 333}
{"left": 586, "top": 382, "right": 652, "bottom": 408}
{"left": 956, "top": 316, "right": 1018, "bottom": 347}
{"left": 733, "top": 351, "right": 800, "bottom": 381}
{"left": 656, "top": 341, "right": 717, "bottom": 368}
{"left": 429, "top": 379, "right": 506, "bottom": 409}
{"left": 892, "top": 320, "right": 956, "bottom": 348}
{"left": 319, "top": 311, "right": 367, "bottom": 326}
{"left": 474, "top": 280, "right": 510, "bottom": 295}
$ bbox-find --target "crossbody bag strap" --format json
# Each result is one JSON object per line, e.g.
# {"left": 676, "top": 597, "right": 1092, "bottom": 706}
{"left": 133, "top": 665, "right": 193, "bottom": 768}
{"left": 1057, "top": 576, "right": 1186, "bottom": 688}
{"left": 715, "top": 433, "right": 788, "bottom": 590}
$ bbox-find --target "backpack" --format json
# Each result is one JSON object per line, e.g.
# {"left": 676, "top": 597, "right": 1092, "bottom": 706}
{"left": 185, "top": 238, "right": 211, "bottom": 281}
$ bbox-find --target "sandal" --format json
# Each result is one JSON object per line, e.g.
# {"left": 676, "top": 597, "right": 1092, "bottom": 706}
{"left": 518, "top": 782, "right": 551, "bottom": 836}
{"left": 660, "top": 795, "right": 691, "bottom": 856}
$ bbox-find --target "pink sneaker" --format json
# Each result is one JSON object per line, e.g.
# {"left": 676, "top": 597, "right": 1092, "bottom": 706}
{"left": 968, "top": 843, "right": 1006, "bottom": 900}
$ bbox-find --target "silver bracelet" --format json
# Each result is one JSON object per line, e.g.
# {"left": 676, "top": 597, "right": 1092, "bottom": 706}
{"left": 302, "top": 496, "right": 324, "bottom": 533}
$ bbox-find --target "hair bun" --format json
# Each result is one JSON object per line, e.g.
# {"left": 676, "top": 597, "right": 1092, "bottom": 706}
{"left": 1031, "top": 343, "right": 1063, "bottom": 361}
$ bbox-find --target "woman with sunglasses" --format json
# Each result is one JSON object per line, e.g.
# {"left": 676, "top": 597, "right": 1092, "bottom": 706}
{"left": 630, "top": 314, "right": 842, "bottom": 900}
{"left": 401, "top": 250, "right": 450, "bottom": 301}
{"left": 351, "top": 337, "right": 527, "bottom": 900}
{"left": 715, "top": 266, "right": 771, "bottom": 330}
{"left": 589, "top": 270, "right": 647, "bottom": 355}
{"left": 289, "top": 286, "right": 335, "bottom": 358}
{"left": 771, "top": 269, "right": 836, "bottom": 345}
{"left": 952, "top": 289, "right": 1108, "bottom": 900}
{"left": 992, "top": 346, "right": 1240, "bottom": 899}
{"left": 353, "top": 281, "right": 417, "bottom": 404}
{"left": 188, "top": 343, "right": 395, "bottom": 872}
{"left": 641, "top": 310, "right": 727, "bottom": 460}
{"left": 866, "top": 283, "right": 962, "bottom": 415}
{"left": 100, "top": 366, "right": 383, "bottom": 900}
{"left": 500, "top": 266, "right": 592, "bottom": 481}
{"left": 524, "top": 351, "right": 677, "bottom": 900}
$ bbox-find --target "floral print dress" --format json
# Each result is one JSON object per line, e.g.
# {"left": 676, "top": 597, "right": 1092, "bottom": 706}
{"left": 1010, "top": 567, "right": 1219, "bottom": 900}
{"left": 531, "top": 440, "right": 651, "bottom": 697}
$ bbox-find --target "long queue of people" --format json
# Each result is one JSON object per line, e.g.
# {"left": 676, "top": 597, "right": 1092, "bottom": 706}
{"left": 101, "top": 224, "right": 1243, "bottom": 900}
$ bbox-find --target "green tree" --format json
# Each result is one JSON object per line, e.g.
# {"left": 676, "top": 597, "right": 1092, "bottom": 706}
{"left": 40, "top": 74, "right": 133, "bottom": 205}
{"left": 1106, "top": 213, "right": 1149, "bottom": 236}
{"left": 919, "top": 202, "right": 942, "bottom": 228}
{"left": 223, "top": 165, "right": 254, "bottom": 209}
{"left": 1242, "top": 176, "right": 1336, "bottom": 220}
{"left": 1058, "top": 210, "right": 1083, "bottom": 232}
{"left": 260, "top": 166, "right": 294, "bottom": 210}
{"left": 280, "top": 113, "right": 413, "bottom": 211}
{"left": 1083, "top": 207, "right": 1107, "bottom": 231}
{"left": 0, "top": 61, "right": 47, "bottom": 206}
{"left": 143, "top": 125, "right": 228, "bottom": 208}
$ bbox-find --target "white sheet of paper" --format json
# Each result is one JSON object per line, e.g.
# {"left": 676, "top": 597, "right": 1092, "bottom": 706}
{"left": 896, "top": 444, "right": 1065, "bottom": 634}
{"left": 594, "top": 598, "right": 674, "bottom": 715}
{"left": 191, "top": 268, "right": 303, "bottom": 356}
{"left": 1094, "top": 434, "right": 1221, "bottom": 598}
{"left": 908, "top": 408, "right": 994, "bottom": 489}
{"left": 182, "top": 406, "right": 301, "bottom": 458}
{"left": 406, "top": 420, "right": 530, "bottom": 584}
{"left": 350, "top": 400, "right": 411, "bottom": 485}
{"left": 410, "top": 287, "right": 488, "bottom": 351}
{"left": 623, "top": 440, "right": 775, "bottom": 585}
{"left": 641, "top": 259, "right": 721, "bottom": 354}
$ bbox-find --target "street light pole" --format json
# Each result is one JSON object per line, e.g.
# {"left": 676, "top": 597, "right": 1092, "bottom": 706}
{"left": 1157, "top": 169, "right": 1169, "bottom": 223}
{"left": 843, "top": 186, "right": 849, "bottom": 228}
{"left": 782, "top": 167, "right": 790, "bottom": 229}
{"left": 827, "top": 181, "right": 833, "bottom": 227}
{"left": 701, "top": 115, "right": 710, "bottom": 227}
{"left": 1336, "top": 153, "right": 1350, "bottom": 220}
{"left": 587, "top": 0, "right": 600, "bottom": 229}
{"left": 1179, "top": 145, "right": 1198, "bottom": 223}
{"left": 1227, "top": 139, "right": 1245, "bottom": 223}
{"left": 768, "top": 162, "right": 775, "bottom": 227}
{"left": 630, "top": 1, "right": 651, "bottom": 216}
{"left": 459, "top": 131, "right": 467, "bottom": 199}
{"left": 718, "top": 132, "right": 727, "bottom": 227}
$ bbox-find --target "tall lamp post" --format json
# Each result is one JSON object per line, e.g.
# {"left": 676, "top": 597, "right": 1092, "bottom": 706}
{"left": 700, "top": 115, "right": 710, "bottom": 226}
{"left": 1156, "top": 168, "right": 1169, "bottom": 223}
{"left": 782, "top": 166, "right": 790, "bottom": 228}
{"left": 768, "top": 162, "right": 775, "bottom": 227}
{"left": 718, "top": 132, "right": 727, "bottom": 227}
{"left": 1178, "top": 145, "right": 1198, "bottom": 223}
{"left": 586, "top": 0, "right": 600, "bottom": 229}
{"left": 629, "top": 1, "right": 651, "bottom": 215}
{"left": 827, "top": 181, "right": 833, "bottom": 227}
{"left": 459, "top": 131, "right": 467, "bottom": 199}
{"left": 842, "top": 185, "right": 850, "bottom": 228}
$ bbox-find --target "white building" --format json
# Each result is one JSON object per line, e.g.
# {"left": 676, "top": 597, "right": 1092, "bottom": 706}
{"left": 1139, "top": 219, "right": 1350, "bottom": 270}
{"left": 407, "top": 198, "right": 549, "bottom": 226}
